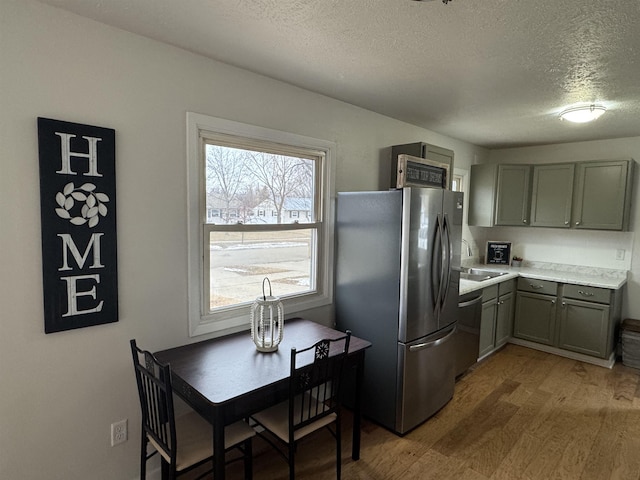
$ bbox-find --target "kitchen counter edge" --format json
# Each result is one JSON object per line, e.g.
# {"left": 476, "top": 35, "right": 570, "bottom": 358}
{"left": 459, "top": 264, "right": 628, "bottom": 296}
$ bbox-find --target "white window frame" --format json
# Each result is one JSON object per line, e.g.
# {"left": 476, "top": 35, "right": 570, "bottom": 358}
{"left": 186, "top": 112, "right": 336, "bottom": 337}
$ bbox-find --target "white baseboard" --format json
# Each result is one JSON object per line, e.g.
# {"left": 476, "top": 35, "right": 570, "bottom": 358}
{"left": 507, "top": 337, "right": 616, "bottom": 369}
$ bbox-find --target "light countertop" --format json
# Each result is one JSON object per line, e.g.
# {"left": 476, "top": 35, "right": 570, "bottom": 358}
{"left": 459, "top": 261, "right": 628, "bottom": 296}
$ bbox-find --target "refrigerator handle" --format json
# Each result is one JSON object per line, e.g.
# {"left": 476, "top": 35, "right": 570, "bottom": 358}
{"left": 433, "top": 214, "right": 444, "bottom": 317}
{"left": 408, "top": 324, "right": 457, "bottom": 351}
{"left": 437, "top": 213, "right": 448, "bottom": 311}
{"left": 440, "top": 214, "right": 452, "bottom": 308}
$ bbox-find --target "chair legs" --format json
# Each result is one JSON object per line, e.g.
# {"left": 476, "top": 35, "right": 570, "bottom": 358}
{"left": 243, "top": 437, "right": 253, "bottom": 480}
{"left": 288, "top": 442, "right": 296, "bottom": 480}
{"left": 140, "top": 434, "right": 147, "bottom": 480}
{"left": 281, "top": 425, "right": 340, "bottom": 480}
{"left": 335, "top": 415, "right": 342, "bottom": 480}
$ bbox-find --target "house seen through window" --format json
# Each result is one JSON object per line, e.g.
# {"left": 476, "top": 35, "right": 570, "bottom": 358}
{"left": 187, "top": 113, "right": 335, "bottom": 336}
{"left": 205, "top": 144, "right": 316, "bottom": 310}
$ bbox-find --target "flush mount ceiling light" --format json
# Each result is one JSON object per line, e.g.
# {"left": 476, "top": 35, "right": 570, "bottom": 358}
{"left": 559, "top": 104, "right": 606, "bottom": 123}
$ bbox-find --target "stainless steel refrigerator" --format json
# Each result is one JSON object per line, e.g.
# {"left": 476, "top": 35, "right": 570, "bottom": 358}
{"left": 335, "top": 187, "right": 462, "bottom": 435}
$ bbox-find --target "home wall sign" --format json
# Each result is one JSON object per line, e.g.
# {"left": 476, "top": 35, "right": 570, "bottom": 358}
{"left": 37, "top": 118, "right": 118, "bottom": 333}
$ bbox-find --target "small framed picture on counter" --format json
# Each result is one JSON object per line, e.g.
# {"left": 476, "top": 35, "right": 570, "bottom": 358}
{"left": 486, "top": 241, "right": 511, "bottom": 265}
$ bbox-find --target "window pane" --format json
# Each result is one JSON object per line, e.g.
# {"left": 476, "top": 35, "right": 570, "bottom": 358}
{"left": 208, "top": 229, "right": 316, "bottom": 310}
{"left": 205, "top": 144, "right": 315, "bottom": 225}
{"left": 452, "top": 174, "right": 463, "bottom": 192}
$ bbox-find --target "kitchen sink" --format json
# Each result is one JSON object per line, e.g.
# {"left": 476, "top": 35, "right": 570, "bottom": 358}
{"left": 459, "top": 268, "right": 508, "bottom": 282}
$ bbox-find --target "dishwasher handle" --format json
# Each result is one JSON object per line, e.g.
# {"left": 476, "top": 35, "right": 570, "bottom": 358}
{"left": 458, "top": 294, "right": 483, "bottom": 308}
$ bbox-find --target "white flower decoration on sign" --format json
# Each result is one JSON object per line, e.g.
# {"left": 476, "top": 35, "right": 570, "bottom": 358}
{"left": 55, "top": 182, "right": 109, "bottom": 228}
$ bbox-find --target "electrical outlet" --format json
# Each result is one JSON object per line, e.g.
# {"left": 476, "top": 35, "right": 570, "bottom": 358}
{"left": 111, "top": 419, "right": 128, "bottom": 446}
{"left": 616, "top": 249, "right": 625, "bottom": 260}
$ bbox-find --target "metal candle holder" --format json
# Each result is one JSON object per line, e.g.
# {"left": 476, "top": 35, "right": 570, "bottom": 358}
{"left": 250, "top": 277, "right": 284, "bottom": 352}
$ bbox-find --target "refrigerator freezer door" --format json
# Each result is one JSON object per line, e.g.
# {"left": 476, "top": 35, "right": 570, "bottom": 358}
{"left": 396, "top": 324, "right": 457, "bottom": 434}
{"left": 399, "top": 187, "right": 444, "bottom": 343}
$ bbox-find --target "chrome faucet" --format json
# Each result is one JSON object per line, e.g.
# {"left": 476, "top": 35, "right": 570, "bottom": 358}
{"left": 461, "top": 239, "right": 472, "bottom": 257}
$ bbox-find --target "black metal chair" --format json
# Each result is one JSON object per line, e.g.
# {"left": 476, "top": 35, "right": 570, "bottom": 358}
{"left": 130, "top": 339, "right": 255, "bottom": 480}
{"left": 250, "top": 331, "right": 351, "bottom": 480}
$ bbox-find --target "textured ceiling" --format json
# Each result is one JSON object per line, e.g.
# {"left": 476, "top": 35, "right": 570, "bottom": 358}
{"left": 36, "top": 0, "right": 640, "bottom": 148}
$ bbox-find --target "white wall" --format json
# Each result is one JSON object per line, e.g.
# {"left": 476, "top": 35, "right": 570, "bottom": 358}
{"left": 485, "top": 139, "right": 640, "bottom": 318}
{"left": 0, "top": 1, "right": 488, "bottom": 479}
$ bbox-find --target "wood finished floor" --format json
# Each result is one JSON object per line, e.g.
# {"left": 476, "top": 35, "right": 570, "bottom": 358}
{"left": 215, "top": 344, "right": 640, "bottom": 480}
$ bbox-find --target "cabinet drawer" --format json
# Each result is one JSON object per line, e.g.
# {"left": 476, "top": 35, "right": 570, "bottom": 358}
{"left": 563, "top": 284, "right": 611, "bottom": 304}
{"left": 517, "top": 278, "right": 557, "bottom": 296}
{"left": 482, "top": 285, "right": 498, "bottom": 302}
{"left": 498, "top": 279, "right": 515, "bottom": 296}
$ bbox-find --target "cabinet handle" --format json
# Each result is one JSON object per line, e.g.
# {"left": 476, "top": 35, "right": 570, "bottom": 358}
{"left": 551, "top": 299, "right": 556, "bottom": 304}
{"left": 529, "top": 284, "right": 544, "bottom": 289}
{"left": 578, "top": 290, "right": 594, "bottom": 297}
{"left": 575, "top": 221, "right": 581, "bottom": 225}
{"left": 523, "top": 219, "right": 527, "bottom": 224}
{"left": 564, "top": 221, "right": 569, "bottom": 225}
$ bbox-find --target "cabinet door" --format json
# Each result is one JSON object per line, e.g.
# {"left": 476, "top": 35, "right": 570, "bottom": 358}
{"left": 530, "top": 164, "right": 575, "bottom": 227}
{"left": 513, "top": 292, "right": 556, "bottom": 345}
{"left": 495, "top": 165, "right": 531, "bottom": 226}
{"left": 390, "top": 142, "right": 454, "bottom": 189}
{"left": 557, "top": 299, "right": 610, "bottom": 358}
{"left": 495, "top": 292, "right": 514, "bottom": 348}
{"left": 572, "top": 160, "right": 630, "bottom": 230}
{"left": 479, "top": 299, "right": 497, "bottom": 358}
{"left": 423, "top": 143, "right": 454, "bottom": 173}
{"left": 468, "top": 164, "right": 497, "bottom": 227}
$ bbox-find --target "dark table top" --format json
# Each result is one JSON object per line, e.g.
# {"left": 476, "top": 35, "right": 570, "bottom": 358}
{"left": 155, "top": 317, "right": 371, "bottom": 406}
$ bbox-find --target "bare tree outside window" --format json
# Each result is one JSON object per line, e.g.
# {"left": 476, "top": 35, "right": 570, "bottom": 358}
{"left": 187, "top": 113, "right": 333, "bottom": 336}
{"left": 244, "top": 151, "right": 314, "bottom": 224}
{"left": 204, "top": 142, "right": 318, "bottom": 310}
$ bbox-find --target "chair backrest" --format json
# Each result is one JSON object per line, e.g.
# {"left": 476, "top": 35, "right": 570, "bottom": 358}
{"left": 288, "top": 331, "right": 351, "bottom": 435}
{"left": 130, "top": 339, "right": 177, "bottom": 464}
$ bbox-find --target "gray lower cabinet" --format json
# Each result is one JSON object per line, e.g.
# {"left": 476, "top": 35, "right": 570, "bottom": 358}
{"left": 513, "top": 279, "right": 621, "bottom": 359}
{"left": 479, "top": 280, "right": 515, "bottom": 359}
{"left": 556, "top": 284, "right": 618, "bottom": 358}
{"left": 514, "top": 291, "right": 557, "bottom": 345}
{"left": 557, "top": 299, "right": 610, "bottom": 357}
{"left": 479, "top": 286, "right": 498, "bottom": 358}
{"left": 495, "top": 289, "right": 515, "bottom": 348}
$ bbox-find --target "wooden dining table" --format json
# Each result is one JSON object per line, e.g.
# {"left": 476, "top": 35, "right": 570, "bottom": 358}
{"left": 154, "top": 317, "right": 371, "bottom": 479}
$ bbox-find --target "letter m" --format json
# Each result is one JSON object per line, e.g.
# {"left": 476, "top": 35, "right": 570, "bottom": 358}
{"left": 58, "top": 233, "right": 105, "bottom": 271}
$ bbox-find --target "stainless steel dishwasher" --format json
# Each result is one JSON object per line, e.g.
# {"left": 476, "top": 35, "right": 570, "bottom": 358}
{"left": 455, "top": 291, "right": 483, "bottom": 378}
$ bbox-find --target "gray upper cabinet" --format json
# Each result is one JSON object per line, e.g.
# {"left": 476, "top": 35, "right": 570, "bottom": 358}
{"left": 530, "top": 163, "right": 575, "bottom": 228}
{"left": 468, "top": 164, "right": 531, "bottom": 227}
{"left": 495, "top": 165, "right": 531, "bottom": 226}
{"left": 469, "top": 159, "right": 635, "bottom": 231}
{"left": 572, "top": 160, "right": 633, "bottom": 230}
{"left": 390, "top": 142, "right": 454, "bottom": 189}
{"left": 469, "top": 164, "right": 497, "bottom": 227}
